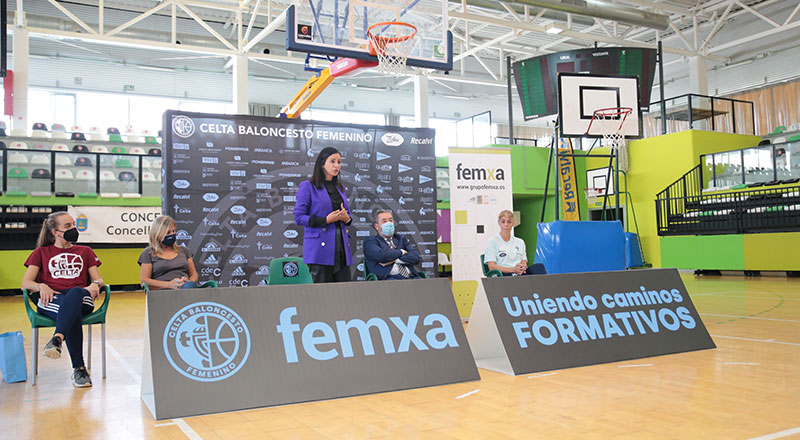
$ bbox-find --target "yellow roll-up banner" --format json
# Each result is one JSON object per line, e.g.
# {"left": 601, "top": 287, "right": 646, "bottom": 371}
{"left": 558, "top": 138, "right": 580, "bottom": 221}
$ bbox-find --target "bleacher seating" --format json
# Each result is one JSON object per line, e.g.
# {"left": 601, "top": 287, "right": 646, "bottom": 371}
{"left": 9, "top": 142, "right": 28, "bottom": 150}
{"left": 31, "top": 123, "right": 48, "bottom": 138}
{"left": 51, "top": 124, "right": 68, "bottom": 139}
{"left": 107, "top": 127, "right": 123, "bottom": 143}
{"left": 51, "top": 143, "right": 69, "bottom": 151}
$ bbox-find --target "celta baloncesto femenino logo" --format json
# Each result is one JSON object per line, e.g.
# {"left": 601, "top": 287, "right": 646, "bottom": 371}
{"left": 163, "top": 302, "right": 251, "bottom": 382}
{"left": 172, "top": 115, "right": 195, "bottom": 138}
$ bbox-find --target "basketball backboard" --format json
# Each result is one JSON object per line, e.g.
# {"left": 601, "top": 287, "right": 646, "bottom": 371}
{"left": 586, "top": 167, "right": 615, "bottom": 195}
{"left": 558, "top": 73, "right": 642, "bottom": 138}
{"left": 287, "top": 0, "right": 453, "bottom": 71}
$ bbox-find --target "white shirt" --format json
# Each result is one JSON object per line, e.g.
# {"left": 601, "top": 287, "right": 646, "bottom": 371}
{"left": 484, "top": 233, "right": 527, "bottom": 268}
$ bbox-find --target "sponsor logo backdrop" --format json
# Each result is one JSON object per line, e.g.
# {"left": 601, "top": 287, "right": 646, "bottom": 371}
{"left": 163, "top": 111, "right": 438, "bottom": 286}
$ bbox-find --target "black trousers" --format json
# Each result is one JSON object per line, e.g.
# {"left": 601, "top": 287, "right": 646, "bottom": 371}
{"left": 308, "top": 264, "right": 352, "bottom": 283}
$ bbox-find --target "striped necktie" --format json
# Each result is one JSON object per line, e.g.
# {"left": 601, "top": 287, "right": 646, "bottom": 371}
{"left": 384, "top": 237, "right": 412, "bottom": 278}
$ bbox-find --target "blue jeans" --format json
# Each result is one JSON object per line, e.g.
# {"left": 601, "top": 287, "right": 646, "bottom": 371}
{"left": 501, "top": 263, "right": 547, "bottom": 276}
{"left": 37, "top": 287, "right": 94, "bottom": 368}
{"left": 180, "top": 281, "right": 198, "bottom": 289}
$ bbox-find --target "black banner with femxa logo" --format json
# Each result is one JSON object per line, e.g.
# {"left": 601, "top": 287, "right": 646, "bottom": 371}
{"left": 162, "top": 111, "right": 438, "bottom": 287}
{"left": 466, "top": 268, "right": 716, "bottom": 375}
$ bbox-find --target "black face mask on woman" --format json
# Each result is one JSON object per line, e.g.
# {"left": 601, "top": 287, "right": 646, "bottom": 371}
{"left": 60, "top": 228, "right": 80, "bottom": 243}
{"left": 162, "top": 233, "right": 177, "bottom": 247}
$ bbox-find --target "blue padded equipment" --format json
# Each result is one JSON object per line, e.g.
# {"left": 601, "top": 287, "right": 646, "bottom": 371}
{"left": 534, "top": 220, "right": 625, "bottom": 274}
{"left": 624, "top": 232, "right": 644, "bottom": 268}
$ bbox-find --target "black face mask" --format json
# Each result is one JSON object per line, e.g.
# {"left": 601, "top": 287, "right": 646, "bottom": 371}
{"left": 162, "top": 233, "right": 177, "bottom": 247}
{"left": 61, "top": 228, "right": 79, "bottom": 243}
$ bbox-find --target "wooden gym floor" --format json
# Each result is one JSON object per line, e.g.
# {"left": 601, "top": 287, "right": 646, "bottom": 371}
{"left": 1, "top": 273, "right": 799, "bottom": 439}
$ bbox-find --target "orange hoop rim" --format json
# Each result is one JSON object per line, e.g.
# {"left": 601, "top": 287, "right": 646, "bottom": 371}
{"left": 585, "top": 106, "right": 633, "bottom": 135}
{"left": 367, "top": 22, "right": 418, "bottom": 56}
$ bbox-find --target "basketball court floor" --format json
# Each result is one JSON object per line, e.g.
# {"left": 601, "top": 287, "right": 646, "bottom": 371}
{"left": 1, "top": 272, "right": 799, "bottom": 439}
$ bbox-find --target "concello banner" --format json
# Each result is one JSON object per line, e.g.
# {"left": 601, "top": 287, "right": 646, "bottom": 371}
{"left": 67, "top": 206, "right": 161, "bottom": 243}
{"left": 558, "top": 138, "right": 580, "bottom": 221}
{"left": 465, "top": 268, "right": 716, "bottom": 375}
{"left": 448, "top": 147, "right": 513, "bottom": 317}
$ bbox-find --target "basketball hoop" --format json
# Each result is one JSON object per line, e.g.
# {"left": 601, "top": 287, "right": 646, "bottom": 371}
{"left": 367, "top": 22, "right": 417, "bottom": 76}
{"left": 584, "top": 187, "right": 600, "bottom": 204}
{"left": 587, "top": 107, "right": 632, "bottom": 171}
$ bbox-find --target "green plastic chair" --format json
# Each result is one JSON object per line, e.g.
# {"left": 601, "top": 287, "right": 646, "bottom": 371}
{"left": 267, "top": 257, "right": 313, "bottom": 285}
{"left": 788, "top": 134, "right": 800, "bottom": 142}
{"left": 109, "top": 136, "right": 124, "bottom": 144}
{"left": 23, "top": 285, "right": 111, "bottom": 385}
{"left": 8, "top": 167, "right": 28, "bottom": 178}
{"left": 115, "top": 158, "right": 133, "bottom": 168}
{"left": 481, "top": 254, "right": 503, "bottom": 278}
{"left": 141, "top": 280, "right": 218, "bottom": 293}
{"left": 363, "top": 258, "right": 428, "bottom": 280}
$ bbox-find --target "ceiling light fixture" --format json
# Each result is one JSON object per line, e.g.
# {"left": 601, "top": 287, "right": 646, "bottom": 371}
{"left": 441, "top": 94, "right": 470, "bottom": 100}
{"left": 545, "top": 23, "right": 565, "bottom": 35}
{"left": 137, "top": 65, "right": 175, "bottom": 72}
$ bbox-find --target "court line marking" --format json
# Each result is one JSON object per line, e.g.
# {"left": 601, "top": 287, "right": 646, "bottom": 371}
{"left": 722, "top": 362, "right": 761, "bottom": 366}
{"left": 748, "top": 426, "right": 800, "bottom": 440}
{"left": 155, "top": 422, "right": 176, "bottom": 427}
{"left": 455, "top": 389, "right": 480, "bottom": 399}
{"left": 691, "top": 291, "right": 741, "bottom": 297}
{"left": 527, "top": 372, "right": 558, "bottom": 379}
{"left": 107, "top": 342, "right": 141, "bottom": 383}
{"left": 701, "top": 313, "right": 800, "bottom": 323}
{"left": 711, "top": 334, "right": 800, "bottom": 347}
{"left": 108, "top": 343, "right": 203, "bottom": 440}
{"left": 618, "top": 364, "right": 654, "bottom": 368}
{"left": 174, "top": 418, "right": 204, "bottom": 440}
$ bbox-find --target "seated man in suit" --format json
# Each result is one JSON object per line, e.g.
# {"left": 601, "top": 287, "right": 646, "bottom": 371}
{"left": 363, "top": 209, "right": 422, "bottom": 280}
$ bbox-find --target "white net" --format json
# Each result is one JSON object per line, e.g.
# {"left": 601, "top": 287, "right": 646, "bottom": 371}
{"left": 593, "top": 108, "right": 631, "bottom": 172}
{"left": 584, "top": 188, "right": 599, "bottom": 204}
{"left": 368, "top": 22, "right": 417, "bottom": 76}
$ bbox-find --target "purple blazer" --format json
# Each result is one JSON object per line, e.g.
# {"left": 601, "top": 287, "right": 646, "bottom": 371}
{"left": 293, "top": 180, "right": 353, "bottom": 266}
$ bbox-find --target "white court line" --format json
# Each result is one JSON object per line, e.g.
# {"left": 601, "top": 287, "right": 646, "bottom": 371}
{"left": 174, "top": 418, "right": 204, "bottom": 440}
{"left": 722, "top": 362, "right": 761, "bottom": 366}
{"left": 711, "top": 334, "right": 800, "bottom": 347}
{"left": 107, "top": 342, "right": 141, "bottom": 383}
{"left": 618, "top": 364, "right": 653, "bottom": 368}
{"left": 528, "top": 372, "right": 558, "bottom": 379}
{"left": 748, "top": 426, "right": 800, "bottom": 440}
{"left": 108, "top": 342, "right": 203, "bottom": 439}
{"left": 701, "top": 313, "right": 800, "bottom": 323}
{"left": 691, "top": 291, "right": 740, "bottom": 297}
{"left": 455, "top": 389, "right": 480, "bottom": 399}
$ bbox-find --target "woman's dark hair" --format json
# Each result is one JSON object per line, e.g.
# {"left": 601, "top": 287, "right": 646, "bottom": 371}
{"left": 309, "top": 147, "right": 344, "bottom": 190}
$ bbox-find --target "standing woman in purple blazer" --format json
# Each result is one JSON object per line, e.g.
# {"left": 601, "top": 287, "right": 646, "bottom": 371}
{"left": 294, "top": 147, "right": 354, "bottom": 282}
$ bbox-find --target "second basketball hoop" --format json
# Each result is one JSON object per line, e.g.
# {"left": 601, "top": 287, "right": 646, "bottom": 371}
{"left": 367, "top": 22, "right": 417, "bottom": 76}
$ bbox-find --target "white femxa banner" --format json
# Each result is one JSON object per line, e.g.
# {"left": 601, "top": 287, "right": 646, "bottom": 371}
{"left": 448, "top": 148, "right": 513, "bottom": 316}
{"left": 68, "top": 206, "right": 162, "bottom": 243}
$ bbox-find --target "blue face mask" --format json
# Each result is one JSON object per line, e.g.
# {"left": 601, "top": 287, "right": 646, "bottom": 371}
{"left": 381, "top": 222, "right": 395, "bottom": 236}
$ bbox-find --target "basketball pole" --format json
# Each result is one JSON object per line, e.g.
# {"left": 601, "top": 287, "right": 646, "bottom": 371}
{"left": 506, "top": 56, "right": 515, "bottom": 145}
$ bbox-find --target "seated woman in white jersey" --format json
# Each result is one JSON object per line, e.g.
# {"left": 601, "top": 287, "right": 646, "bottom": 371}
{"left": 484, "top": 210, "right": 546, "bottom": 276}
